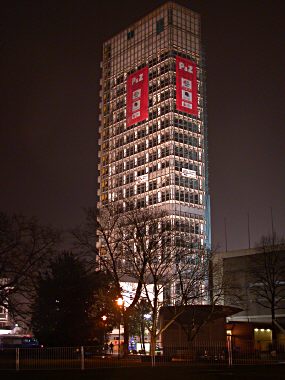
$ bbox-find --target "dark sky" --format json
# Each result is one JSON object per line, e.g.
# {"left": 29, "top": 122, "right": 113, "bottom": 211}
{"left": 1, "top": 0, "right": 284, "bottom": 251}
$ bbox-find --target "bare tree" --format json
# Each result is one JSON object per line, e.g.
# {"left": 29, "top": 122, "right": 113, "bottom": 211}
{"left": 141, "top": 245, "right": 213, "bottom": 355}
{"left": 73, "top": 203, "right": 172, "bottom": 356}
{"left": 249, "top": 234, "right": 285, "bottom": 346}
{"left": 173, "top": 250, "right": 242, "bottom": 344}
{"left": 74, "top": 204, "right": 235, "bottom": 356}
{"left": 210, "top": 249, "right": 244, "bottom": 308}
{"left": 143, "top": 243, "right": 245, "bottom": 357}
{"left": 0, "top": 211, "right": 61, "bottom": 323}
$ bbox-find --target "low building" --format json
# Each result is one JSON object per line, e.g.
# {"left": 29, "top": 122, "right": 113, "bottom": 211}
{"left": 159, "top": 305, "right": 241, "bottom": 356}
{"left": 215, "top": 246, "right": 285, "bottom": 347}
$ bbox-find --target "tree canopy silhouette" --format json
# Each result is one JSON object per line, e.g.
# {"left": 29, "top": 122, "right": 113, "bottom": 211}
{"left": 31, "top": 252, "right": 118, "bottom": 346}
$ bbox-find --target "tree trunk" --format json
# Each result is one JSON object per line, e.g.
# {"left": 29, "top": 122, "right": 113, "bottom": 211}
{"left": 150, "top": 311, "right": 157, "bottom": 358}
{"left": 271, "top": 305, "right": 277, "bottom": 350}
{"left": 150, "top": 330, "right": 156, "bottom": 357}
{"left": 123, "top": 312, "right": 129, "bottom": 357}
{"left": 150, "top": 289, "right": 158, "bottom": 360}
{"left": 141, "top": 320, "right": 145, "bottom": 352}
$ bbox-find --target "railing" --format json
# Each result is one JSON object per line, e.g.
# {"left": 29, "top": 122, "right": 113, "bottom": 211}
{"left": 0, "top": 341, "right": 284, "bottom": 370}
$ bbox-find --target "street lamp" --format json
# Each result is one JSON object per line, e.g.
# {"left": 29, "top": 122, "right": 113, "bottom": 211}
{"left": 226, "top": 329, "right": 232, "bottom": 367}
{"left": 116, "top": 297, "right": 124, "bottom": 357}
{"left": 117, "top": 297, "right": 124, "bottom": 307}
{"left": 101, "top": 315, "right": 107, "bottom": 346}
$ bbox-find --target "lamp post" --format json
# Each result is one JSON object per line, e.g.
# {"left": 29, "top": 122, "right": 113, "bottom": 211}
{"left": 116, "top": 297, "right": 124, "bottom": 358}
{"left": 226, "top": 330, "right": 232, "bottom": 367}
{"left": 101, "top": 315, "right": 107, "bottom": 346}
{"left": 143, "top": 313, "right": 151, "bottom": 354}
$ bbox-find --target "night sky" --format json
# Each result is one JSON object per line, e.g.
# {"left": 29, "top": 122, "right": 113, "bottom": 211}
{"left": 1, "top": 0, "right": 284, "bottom": 251}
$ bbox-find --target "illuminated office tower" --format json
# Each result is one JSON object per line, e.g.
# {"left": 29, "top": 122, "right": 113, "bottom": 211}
{"left": 97, "top": 2, "right": 211, "bottom": 300}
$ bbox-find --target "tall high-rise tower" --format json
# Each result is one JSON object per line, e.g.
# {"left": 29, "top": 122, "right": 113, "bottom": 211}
{"left": 98, "top": 2, "right": 211, "bottom": 298}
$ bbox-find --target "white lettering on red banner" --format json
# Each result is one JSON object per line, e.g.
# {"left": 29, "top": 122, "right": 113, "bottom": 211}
{"left": 176, "top": 57, "right": 198, "bottom": 116}
{"left": 126, "top": 67, "right": 149, "bottom": 127}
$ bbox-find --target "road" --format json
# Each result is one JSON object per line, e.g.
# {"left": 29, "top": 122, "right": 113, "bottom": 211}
{"left": 1, "top": 365, "right": 285, "bottom": 380}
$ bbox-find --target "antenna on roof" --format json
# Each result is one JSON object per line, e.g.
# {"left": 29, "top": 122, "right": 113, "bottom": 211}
{"left": 224, "top": 217, "right": 228, "bottom": 253}
{"left": 247, "top": 212, "right": 251, "bottom": 249}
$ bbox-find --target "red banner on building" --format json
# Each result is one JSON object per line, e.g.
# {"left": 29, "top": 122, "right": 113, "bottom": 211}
{"left": 126, "top": 67, "right": 149, "bottom": 127}
{"left": 176, "top": 56, "right": 198, "bottom": 116}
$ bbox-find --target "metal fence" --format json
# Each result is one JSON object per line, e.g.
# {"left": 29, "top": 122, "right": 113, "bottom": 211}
{"left": 0, "top": 341, "right": 284, "bottom": 370}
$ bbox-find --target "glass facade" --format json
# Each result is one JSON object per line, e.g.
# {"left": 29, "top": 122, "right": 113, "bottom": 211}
{"left": 98, "top": 2, "right": 211, "bottom": 298}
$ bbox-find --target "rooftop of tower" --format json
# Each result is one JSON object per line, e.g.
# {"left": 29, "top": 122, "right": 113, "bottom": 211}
{"left": 103, "top": 1, "right": 200, "bottom": 45}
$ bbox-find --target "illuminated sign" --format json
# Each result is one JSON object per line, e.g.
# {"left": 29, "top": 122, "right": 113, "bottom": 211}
{"left": 176, "top": 56, "right": 198, "bottom": 116}
{"left": 181, "top": 168, "right": 197, "bottom": 179}
{"left": 136, "top": 174, "right": 148, "bottom": 183}
{"left": 126, "top": 67, "right": 149, "bottom": 127}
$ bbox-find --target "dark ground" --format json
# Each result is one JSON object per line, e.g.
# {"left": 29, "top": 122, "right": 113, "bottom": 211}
{"left": 1, "top": 365, "right": 285, "bottom": 380}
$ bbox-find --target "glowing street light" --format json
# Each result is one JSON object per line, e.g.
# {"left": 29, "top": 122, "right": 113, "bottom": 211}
{"left": 116, "top": 298, "right": 124, "bottom": 357}
{"left": 116, "top": 297, "right": 124, "bottom": 307}
{"left": 101, "top": 315, "right": 107, "bottom": 344}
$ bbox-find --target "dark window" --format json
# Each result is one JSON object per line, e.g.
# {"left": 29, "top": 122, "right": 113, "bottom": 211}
{"left": 137, "top": 156, "right": 145, "bottom": 166}
{"left": 149, "top": 136, "right": 158, "bottom": 148}
{"left": 149, "top": 69, "right": 158, "bottom": 80}
{"left": 162, "top": 191, "right": 170, "bottom": 202}
{"left": 137, "top": 142, "right": 146, "bottom": 152}
{"left": 137, "top": 198, "right": 146, "bottom": 208}
{"left": 116, "top": 75, "right": 124, "bottom": 84}
{"left": 116, "top": 177, "right": 123, "bottom": 187}
{"left": 149, "top": 82, "right": 158, "bottom": 93}
{"left": 161, "top": 119, "right": 170, "bottom": 129}
{"left": 137, "top": 128, "right": 146, "bottom": 139}
{"left": 137, "top": 63, "right": 146, "bottom": 70}
{"left": 149, "top": 164, "right": 157, "bottom": 173}
{"left": 149, "top": 123, "right": 158, "bottom": 134}
{"left": 149, "top": 110, "right": 158, "bottom": 120}
{"left": 161, "top": 104, "right": 170, "bottom": 115}
{"left": 149, "top": 194, "right": 158, "bottom": 205}
{"left": 126, "top": 187, "right": 134, "bottom": 197}
{"left": 168, "top": 9, "right": 173, "bottom": 25}
{"left": 137, "top": 168, "right": 145, "bottom": 177}
{"left": 116, "top": 150, "right": 124, "bottom": 160}
{"left": 137, "top": 183, "right": 146, "bottom": 194}
{"left": 156, "top": 18, "right": 164, "bottom": 34}
{"left": 160, "top": 51, "right": 169, "bottom": 61}
{"left": 149, "top": 57, "right": 158, "bottom": 67}
{"left": 126, "top": 173, "right": 134, "bottom": 184}
{"left": 116, "top": 87, "right": 125, "bottom": 97}
{"left": 160, "top": 91, "right": 170, "bottom": 102}
{"left": 116, "top": 99, "right": 125, "bottom": 110}
{"left": 160, "top": 133, "right": 170, "bottom": 143}
{"left": 126, "top": 133, "right": 135, "bottom": 143}
{"left": 149, "top": 181, "right": 157, "bottom": 191}
{"left": 149, "top": 151, "right": 158, "bottom": 162}
{"left": 127, "top": 30, "right": 134, "bottom": 40}
{"left": 116, "top": 163, "right": 124, "bottom": 174}
{"left": 126, "top": 159, "right": 135, "bottom": 170}
{"left": 160, "top": 77, "right": 170, "bottom": 89}
{"left": 126, "top": 146, "right": 135, "bottom": 156}
{"left": 115, "top": 137, "right": 123, "bottom": 148}
{"left": 104, "top": 44, "right": 111, "bottom": 59}
{"left": 161, "top": 147, "right": 170, "bottom": 158}
{"left": 160, "top": 64, "right": 170, "bottom": 75}
{"left": 161, "top": 161, "right": 169, "bottom": 169}
{"left": 126, "top": 201, "right": 135, "bottom": 211}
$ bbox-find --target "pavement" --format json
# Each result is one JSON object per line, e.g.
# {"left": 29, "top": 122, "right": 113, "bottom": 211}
{"left": 1, "top": 364, "right": 285, "bottom": 380}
